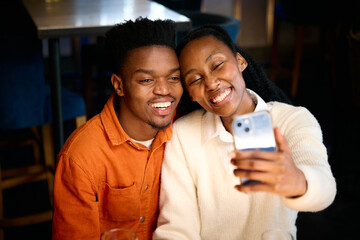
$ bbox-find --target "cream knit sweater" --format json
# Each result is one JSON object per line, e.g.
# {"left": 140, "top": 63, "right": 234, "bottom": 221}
{"left": 154, "top": 93, "right": 336, "bottom": 240}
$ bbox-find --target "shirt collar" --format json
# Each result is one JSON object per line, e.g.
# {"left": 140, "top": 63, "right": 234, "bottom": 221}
{"left": 201, "top": 89, "right": 269, "bottom": 144}
{"left": 248, "top": 89, "right": 269, "bottom": 112}
{"left": 100, "top": 93, "right": 173, "bottom": 148}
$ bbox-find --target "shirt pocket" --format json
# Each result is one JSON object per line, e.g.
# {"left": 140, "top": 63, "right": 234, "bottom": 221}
{"left": 99, "top": 182, "right": 140, "bottom": 221}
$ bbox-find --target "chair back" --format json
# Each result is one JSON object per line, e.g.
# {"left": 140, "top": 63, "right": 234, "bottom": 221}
{"left": 178, "top": 11, "right": 240, "bottom": 43}
{"left": 0, "top": 0, "right": 48, "bottom": 130}
{"left": 0, "top": 36, "right": 46, "bottom": 130}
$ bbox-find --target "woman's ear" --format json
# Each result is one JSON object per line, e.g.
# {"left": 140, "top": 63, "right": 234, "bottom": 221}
{"left": 111, "top": 74, "right": 124, "bottom": 96}
{"left": 236, "top": 52, "right": 248, "bottom": 72}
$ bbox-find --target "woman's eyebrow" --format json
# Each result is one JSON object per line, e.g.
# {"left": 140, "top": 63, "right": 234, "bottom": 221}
{"left": 183, "top": 52, "right": 221, "bottom": 79}
{"left": 183, "top": 69, "right": 196, "bottom": 79}
{"left": 205, "top": 51, "right": 220, "bottom": 63}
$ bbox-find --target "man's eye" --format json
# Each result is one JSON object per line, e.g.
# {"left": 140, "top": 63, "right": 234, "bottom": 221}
{"left": 169, "top": 76, "right": 180, "bottom": 81}
{"left": 139, "top": 79, "right": 152, "bottom": 83}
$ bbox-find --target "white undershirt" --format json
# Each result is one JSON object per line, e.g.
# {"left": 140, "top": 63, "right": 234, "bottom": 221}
{"left": 131, "top": 138, "right": 154, "bottom": 149}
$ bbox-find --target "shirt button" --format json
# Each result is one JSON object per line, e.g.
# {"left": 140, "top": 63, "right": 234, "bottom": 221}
{"left": 140, "top": 216, "right": 145, "bottom": 223}
{"left": 145, "top": 184, "right": 149, "bottom": 190}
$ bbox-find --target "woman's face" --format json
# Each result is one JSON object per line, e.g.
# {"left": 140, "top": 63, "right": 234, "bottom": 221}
{"left": 178, "top": 36, "right": 249, "bottom": 119}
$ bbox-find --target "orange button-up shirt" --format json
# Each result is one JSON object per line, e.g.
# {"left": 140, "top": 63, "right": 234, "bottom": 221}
{"left": 52, "top": 94, "right": 173, "bottom": 240}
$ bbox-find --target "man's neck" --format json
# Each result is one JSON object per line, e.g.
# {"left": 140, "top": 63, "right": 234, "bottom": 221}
{"left": 115, "top": 101, "right": 159, "bottom": 141}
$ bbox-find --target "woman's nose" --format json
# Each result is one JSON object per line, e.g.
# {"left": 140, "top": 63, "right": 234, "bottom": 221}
{"left": 204, "top": 76, "right": 220, "bottom": 91}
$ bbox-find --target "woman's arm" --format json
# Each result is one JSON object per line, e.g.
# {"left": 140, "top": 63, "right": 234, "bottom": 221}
{"left": 230, "top": 106, "right": 336, "bottom": 211}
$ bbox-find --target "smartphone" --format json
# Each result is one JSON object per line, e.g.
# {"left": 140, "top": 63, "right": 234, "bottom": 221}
{"left": 232, "top": 110, "right": 276, "bottom": 185}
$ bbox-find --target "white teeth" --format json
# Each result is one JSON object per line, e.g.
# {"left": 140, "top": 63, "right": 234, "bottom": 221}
{"left": 211, "top": 88, "right": 231, "bottom": 103}
{"left": 151, "top": 102, "right": 171, "bottom": 109}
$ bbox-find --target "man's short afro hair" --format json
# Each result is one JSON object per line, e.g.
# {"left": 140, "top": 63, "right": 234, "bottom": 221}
{"left": 105, "top": 17, "right": 176, "bottom": 74}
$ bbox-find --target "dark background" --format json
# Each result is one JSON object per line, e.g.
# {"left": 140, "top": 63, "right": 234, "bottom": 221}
{"left": 1, "top": 0, "right": 360, "bottom": 239}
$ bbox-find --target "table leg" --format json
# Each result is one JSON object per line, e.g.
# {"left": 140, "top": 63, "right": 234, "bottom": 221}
{"left": 48, "top": 39, "right": 64, "bottom": 155}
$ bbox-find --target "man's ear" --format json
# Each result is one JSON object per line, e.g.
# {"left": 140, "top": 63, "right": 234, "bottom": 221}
{"left": 236, "top": 52, "right": 248, "bottom": 72}
{"left": 111, "top": 74, "right": 124, "bottom": 96}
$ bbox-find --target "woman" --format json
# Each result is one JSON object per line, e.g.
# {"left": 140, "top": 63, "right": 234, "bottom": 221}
{"left": 153, "top": 25, "right": 336, "bottom": 239}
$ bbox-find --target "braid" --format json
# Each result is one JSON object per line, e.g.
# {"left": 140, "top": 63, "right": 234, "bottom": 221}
{"left": 237, "top": 47, "right": 291, "bottom": 104}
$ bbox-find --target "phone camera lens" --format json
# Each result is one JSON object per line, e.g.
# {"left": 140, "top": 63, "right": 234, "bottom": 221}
{"left": 237, "top": 122, "right": 242, "bottom": 127}
{"left": 245, "top": 127, "right": 250, "bottom": 132}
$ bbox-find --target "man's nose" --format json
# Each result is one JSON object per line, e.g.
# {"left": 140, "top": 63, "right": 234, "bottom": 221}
{"left": 153, "top": 78, "right": 171, "bottom": 95}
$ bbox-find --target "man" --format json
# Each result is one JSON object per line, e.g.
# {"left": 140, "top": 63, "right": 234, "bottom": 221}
{"left": 52, "top": 18, "right": 183, "bottom": 240}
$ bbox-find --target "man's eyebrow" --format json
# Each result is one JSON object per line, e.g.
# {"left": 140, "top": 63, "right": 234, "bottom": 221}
{"left": 134, "top": 67, "right": 180, "bottom": 75}
{"left": 183, "top": 52, "right": 220, "bottom": 79}
{"left": 134, "top": 69, "right": 153, "bottom": 74}
{"left": 169, "top": 67, "right": 180, "bottom": 74}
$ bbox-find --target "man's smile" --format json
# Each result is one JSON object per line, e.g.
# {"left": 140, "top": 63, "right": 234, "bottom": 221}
{"left": 150, "top": 101, "right": 172, "bottom": 110}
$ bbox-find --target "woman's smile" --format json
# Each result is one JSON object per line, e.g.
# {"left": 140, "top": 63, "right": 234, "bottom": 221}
{"left": 209, "top": 87, "right": 232, "bottom": 106}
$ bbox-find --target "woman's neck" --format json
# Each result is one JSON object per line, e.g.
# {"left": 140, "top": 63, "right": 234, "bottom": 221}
{"left": 221, "top": 90, "right": 256, "bottom": 133}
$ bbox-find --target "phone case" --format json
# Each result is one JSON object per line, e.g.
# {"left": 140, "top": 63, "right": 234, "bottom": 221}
{"left": 232, "top": 110, "right": 276, "bottom": 185}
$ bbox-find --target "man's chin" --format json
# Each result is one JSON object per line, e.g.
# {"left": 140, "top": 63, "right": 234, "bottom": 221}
{"left": 150, "top": 121, "right": 171, "bottom": 131}
{"left": 149, "top": 116, "right": 172, "bottom": 130}
{"left": 148, "top": 113, "right": 174, "bottom": 130}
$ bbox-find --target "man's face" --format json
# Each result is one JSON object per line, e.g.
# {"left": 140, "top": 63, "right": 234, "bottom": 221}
{"left": 114, "top": 46, "right": 183, "bottom": 138}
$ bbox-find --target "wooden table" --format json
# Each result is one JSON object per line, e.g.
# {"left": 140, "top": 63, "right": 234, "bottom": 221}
{"left": 22, "top": 0, "right": 191, "bottom": 155}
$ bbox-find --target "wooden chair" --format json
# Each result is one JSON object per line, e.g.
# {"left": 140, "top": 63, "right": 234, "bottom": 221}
{"left": 0, "top": 118, "right": 85, "bottom": 239}
{"left": 176, "top": 10, "right": 241, "bottom": 43}
{"left": 269, "top": 13, "right": 304, "bottom": 98}
{"left": 269, "top": 0, "right": 336, "bottom": 99}
{"left": 0, "top": 50, "right": 86, "bottom": 240}
{"left": 0, "top": 2, "right": 87, "bottom": 237}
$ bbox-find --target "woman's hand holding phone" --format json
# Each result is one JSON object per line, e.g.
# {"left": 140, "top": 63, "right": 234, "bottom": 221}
{"left": 230, "top": 127, "right": 308, "bottom": 198}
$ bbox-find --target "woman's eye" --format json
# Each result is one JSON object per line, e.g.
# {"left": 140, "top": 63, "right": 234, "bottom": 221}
{"left": 189, "top": 77, "right": 202, "bottom": 86}
{"left": 213, "top": 62, "right": 223, "bottom": 71}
